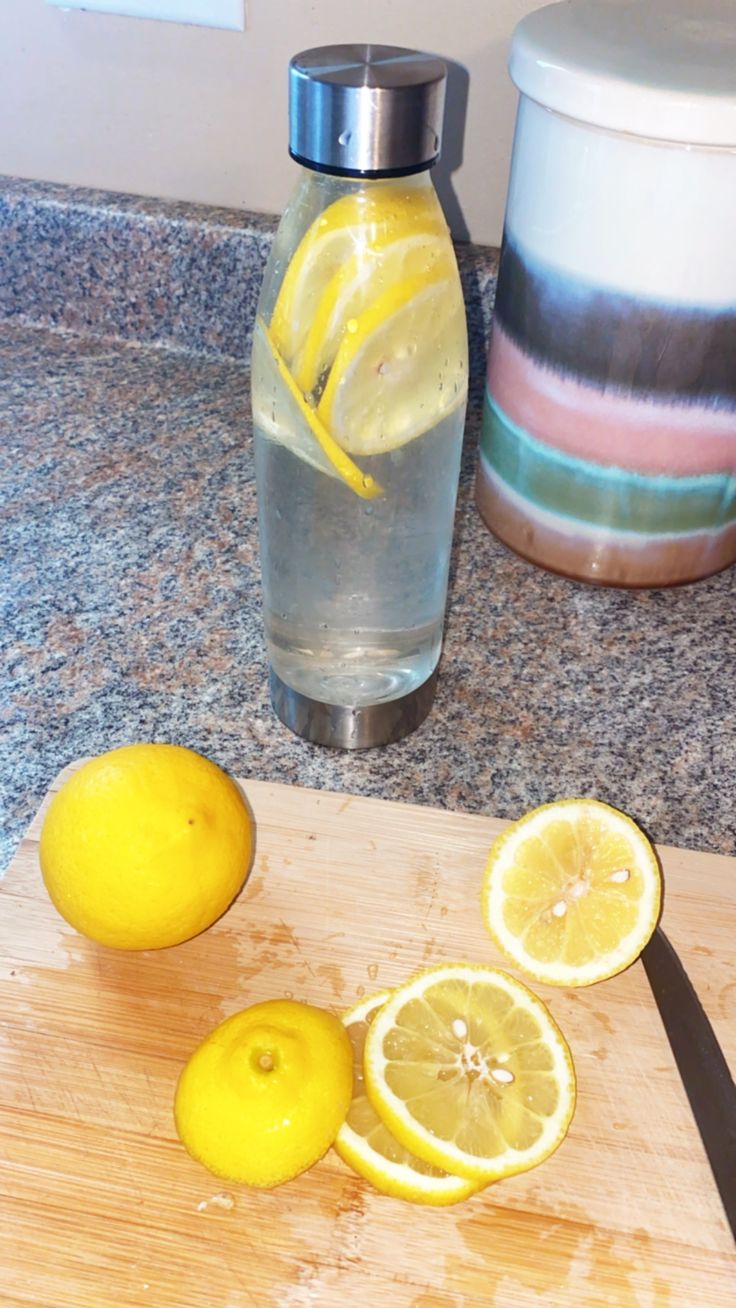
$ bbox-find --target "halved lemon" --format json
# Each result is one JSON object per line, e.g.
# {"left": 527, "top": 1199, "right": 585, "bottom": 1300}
{"left": 293, "top": 233, "right": 453, "bottom": 396}
{"left": 251, "top": 316, "right": 382, "bottom": 500}
{"left": 270, "top": 187, "right": 444, "bottom": 365}
{"left": 334, "top": 991, "right": 481, "bottom": 1207}
{"left": 482, "top": 799, "right": 662, "bottom": 987}
{"left": 174, "top": 999, "right": 353, "bottom": 1188}
{"left": 317, "top": 272, "right": 468, "bottom": 457}
{"left": 363, "top": 964, "right": 576, "bottom": 1183}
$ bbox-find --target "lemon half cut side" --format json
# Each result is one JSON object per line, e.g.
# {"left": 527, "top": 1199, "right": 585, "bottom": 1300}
{"left": 482, "top": 799, "right": 662, "bottom": 987}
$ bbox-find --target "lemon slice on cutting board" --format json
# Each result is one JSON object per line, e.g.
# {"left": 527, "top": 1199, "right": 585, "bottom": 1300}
{"left": 317, "top": 272, "right": 468, "bottom": 457}
{"left": 334, "top": 991, "right": 482, "bottom": 1206}
{"left": 482, "top": 799, "right": 662, "bottom": 988}
{"left": 363, "top": 963, "right": 576, "bottom": 1184}
{"left": 270, "top": 187, "right": 445, "bottom": 365}
{"left": 251, "top": 316, "right": 382, "bottom": 500}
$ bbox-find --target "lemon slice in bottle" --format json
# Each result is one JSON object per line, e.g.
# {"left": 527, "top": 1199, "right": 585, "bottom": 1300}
{"left": 293, "top": 233, "right": 453, "bottom": 395}
{"left": 334, "top": 991, "right": 482, "bottom": 1206}
{"left": 270, "top": 187, "right": 444, "bottom": 366}
{"left": 482, "top": 799, "right": 662, "bottom": 987}
{"left": 363, "top": 963, "right": 576, "bottom": 1184}
{"left": 259, "top": 183, "right": 466, "bottom": 489}
{"left": 251, "top": 316, "right": 382, "bottom": 500}
{"left": 317, "top": 272, "right": 468, "bottom": 457}
{"left": 251, "top": 316, "right": 337, "bottom": 477}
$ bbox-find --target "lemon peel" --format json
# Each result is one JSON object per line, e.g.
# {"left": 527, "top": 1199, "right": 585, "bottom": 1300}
{"left": 335, "top": 991, "right": 481, "bottom": 1206}
{"left": 257, "top": 316, "right": 383, "bottom": 500}
{"left": 175, "top": 999, "right": 353, "bottom": 1188}
{"left": 39, "top": 744, "right": 252, "bottom": 951}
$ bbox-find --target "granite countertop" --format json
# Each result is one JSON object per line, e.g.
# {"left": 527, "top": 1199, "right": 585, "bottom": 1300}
{"left": 2, "top": 180, "right": 735, "bottom": 872}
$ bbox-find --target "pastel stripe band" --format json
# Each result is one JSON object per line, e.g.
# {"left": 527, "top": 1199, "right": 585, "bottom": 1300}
{"left": 481, "top": 392, "right": 736, "bottom": 535}
{"left": 476, "top": 460, "right": 736, "bottom": 588}
{"left": 488, "top": 326, "right": 736, "bottom": 477}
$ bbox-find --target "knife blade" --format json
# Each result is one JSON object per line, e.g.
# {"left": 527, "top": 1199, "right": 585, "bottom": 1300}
{"left": 641, "top": 925, "right": 736, "bottom": 1242}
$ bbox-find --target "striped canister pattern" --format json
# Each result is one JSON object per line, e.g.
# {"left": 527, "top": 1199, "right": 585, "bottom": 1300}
{"left": 477, "top": 97, "right": 736, "bottom": 587}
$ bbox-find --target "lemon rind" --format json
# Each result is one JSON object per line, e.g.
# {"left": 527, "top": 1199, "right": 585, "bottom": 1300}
{"left": 336, "top": 988, "right": 481, "bottom": 1206}
{"left": 334, "top": 1125, "right": 480, "bottom": 1207}
{"left": 174, "top": 999, "right": 353, "bottom": 1189}
{"left": 256, "top": 316, "right": 383, "bottom": 500}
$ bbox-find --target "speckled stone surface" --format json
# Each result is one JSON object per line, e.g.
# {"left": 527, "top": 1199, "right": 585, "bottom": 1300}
{"left": 1, "top": 181, "right": 735, "bottom": 875}
{"left": 0, "top": 177, "right": 275, "bottom": 361}
{"left": 0, "top": 177, "right": 498, "bottom": 390}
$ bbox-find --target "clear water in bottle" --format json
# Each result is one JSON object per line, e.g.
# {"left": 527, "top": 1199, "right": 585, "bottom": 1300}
{"left": 251, "top": 170, "right": 468, "bottom": 710}
{"left": 254, "top": 405, "right": 465, "bottom": 706}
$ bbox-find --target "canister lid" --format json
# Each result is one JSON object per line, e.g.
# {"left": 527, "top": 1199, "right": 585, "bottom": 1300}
{"left": 510, "top": 0, "right": 736, "bottom": 146}
{"left": 289, "top": 44, "right": 447, "bottom": 177}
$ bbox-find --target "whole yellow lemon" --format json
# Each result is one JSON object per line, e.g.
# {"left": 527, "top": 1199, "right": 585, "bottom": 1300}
{"left": 175, "top": 999, "right": 353, "bottom": 1187}
{"left": 39, "top": 744, "right": 253, "bottom": 950}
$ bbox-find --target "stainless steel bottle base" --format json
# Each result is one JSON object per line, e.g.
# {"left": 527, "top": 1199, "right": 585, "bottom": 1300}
{"left": 269, "top": 667, "right": 438, "bottom": 750}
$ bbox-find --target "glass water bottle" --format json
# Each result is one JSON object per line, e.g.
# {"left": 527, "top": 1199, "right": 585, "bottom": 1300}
{"left": 251, "top": 45, "right": 468, "bottom": 748}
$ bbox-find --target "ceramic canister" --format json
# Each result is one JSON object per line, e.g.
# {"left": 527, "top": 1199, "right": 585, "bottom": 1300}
{"left": 476, "top": 0, "right": 736, "bottom": 587}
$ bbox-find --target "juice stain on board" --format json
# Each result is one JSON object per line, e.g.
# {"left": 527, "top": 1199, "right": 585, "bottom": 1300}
{"left": 447, "top": 1206, "right": 672, "bottom": 1307}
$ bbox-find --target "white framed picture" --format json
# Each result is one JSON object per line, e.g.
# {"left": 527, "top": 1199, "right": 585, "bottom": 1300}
{"left": 46, "top": 1, "right": 245, "bottom": 30}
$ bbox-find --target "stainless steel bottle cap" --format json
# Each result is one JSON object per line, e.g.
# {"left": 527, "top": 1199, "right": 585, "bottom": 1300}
{"left": 289, "top": 44, "right": 447, "bottom": 177}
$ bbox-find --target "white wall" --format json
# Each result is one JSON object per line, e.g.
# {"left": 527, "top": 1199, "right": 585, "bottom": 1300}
{"left": 0, "top": 1, "right": 547, "bottom": 245}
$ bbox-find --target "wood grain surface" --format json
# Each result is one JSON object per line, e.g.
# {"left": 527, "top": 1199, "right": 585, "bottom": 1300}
{"left": 1, "top": 764, "right": 735, "bottom": 1307}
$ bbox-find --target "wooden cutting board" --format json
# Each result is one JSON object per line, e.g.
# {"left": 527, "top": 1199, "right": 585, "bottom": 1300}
{"left": 1, "top": 764, "right": 735, "bottom": 1308}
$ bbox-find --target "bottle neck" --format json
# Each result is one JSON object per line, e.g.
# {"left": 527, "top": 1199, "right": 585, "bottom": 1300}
{"left": 289, "top": 151, "right": 437, "bottom": 182}
{"left": 293, "top": 164, "right": 437, "bottom": 208}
